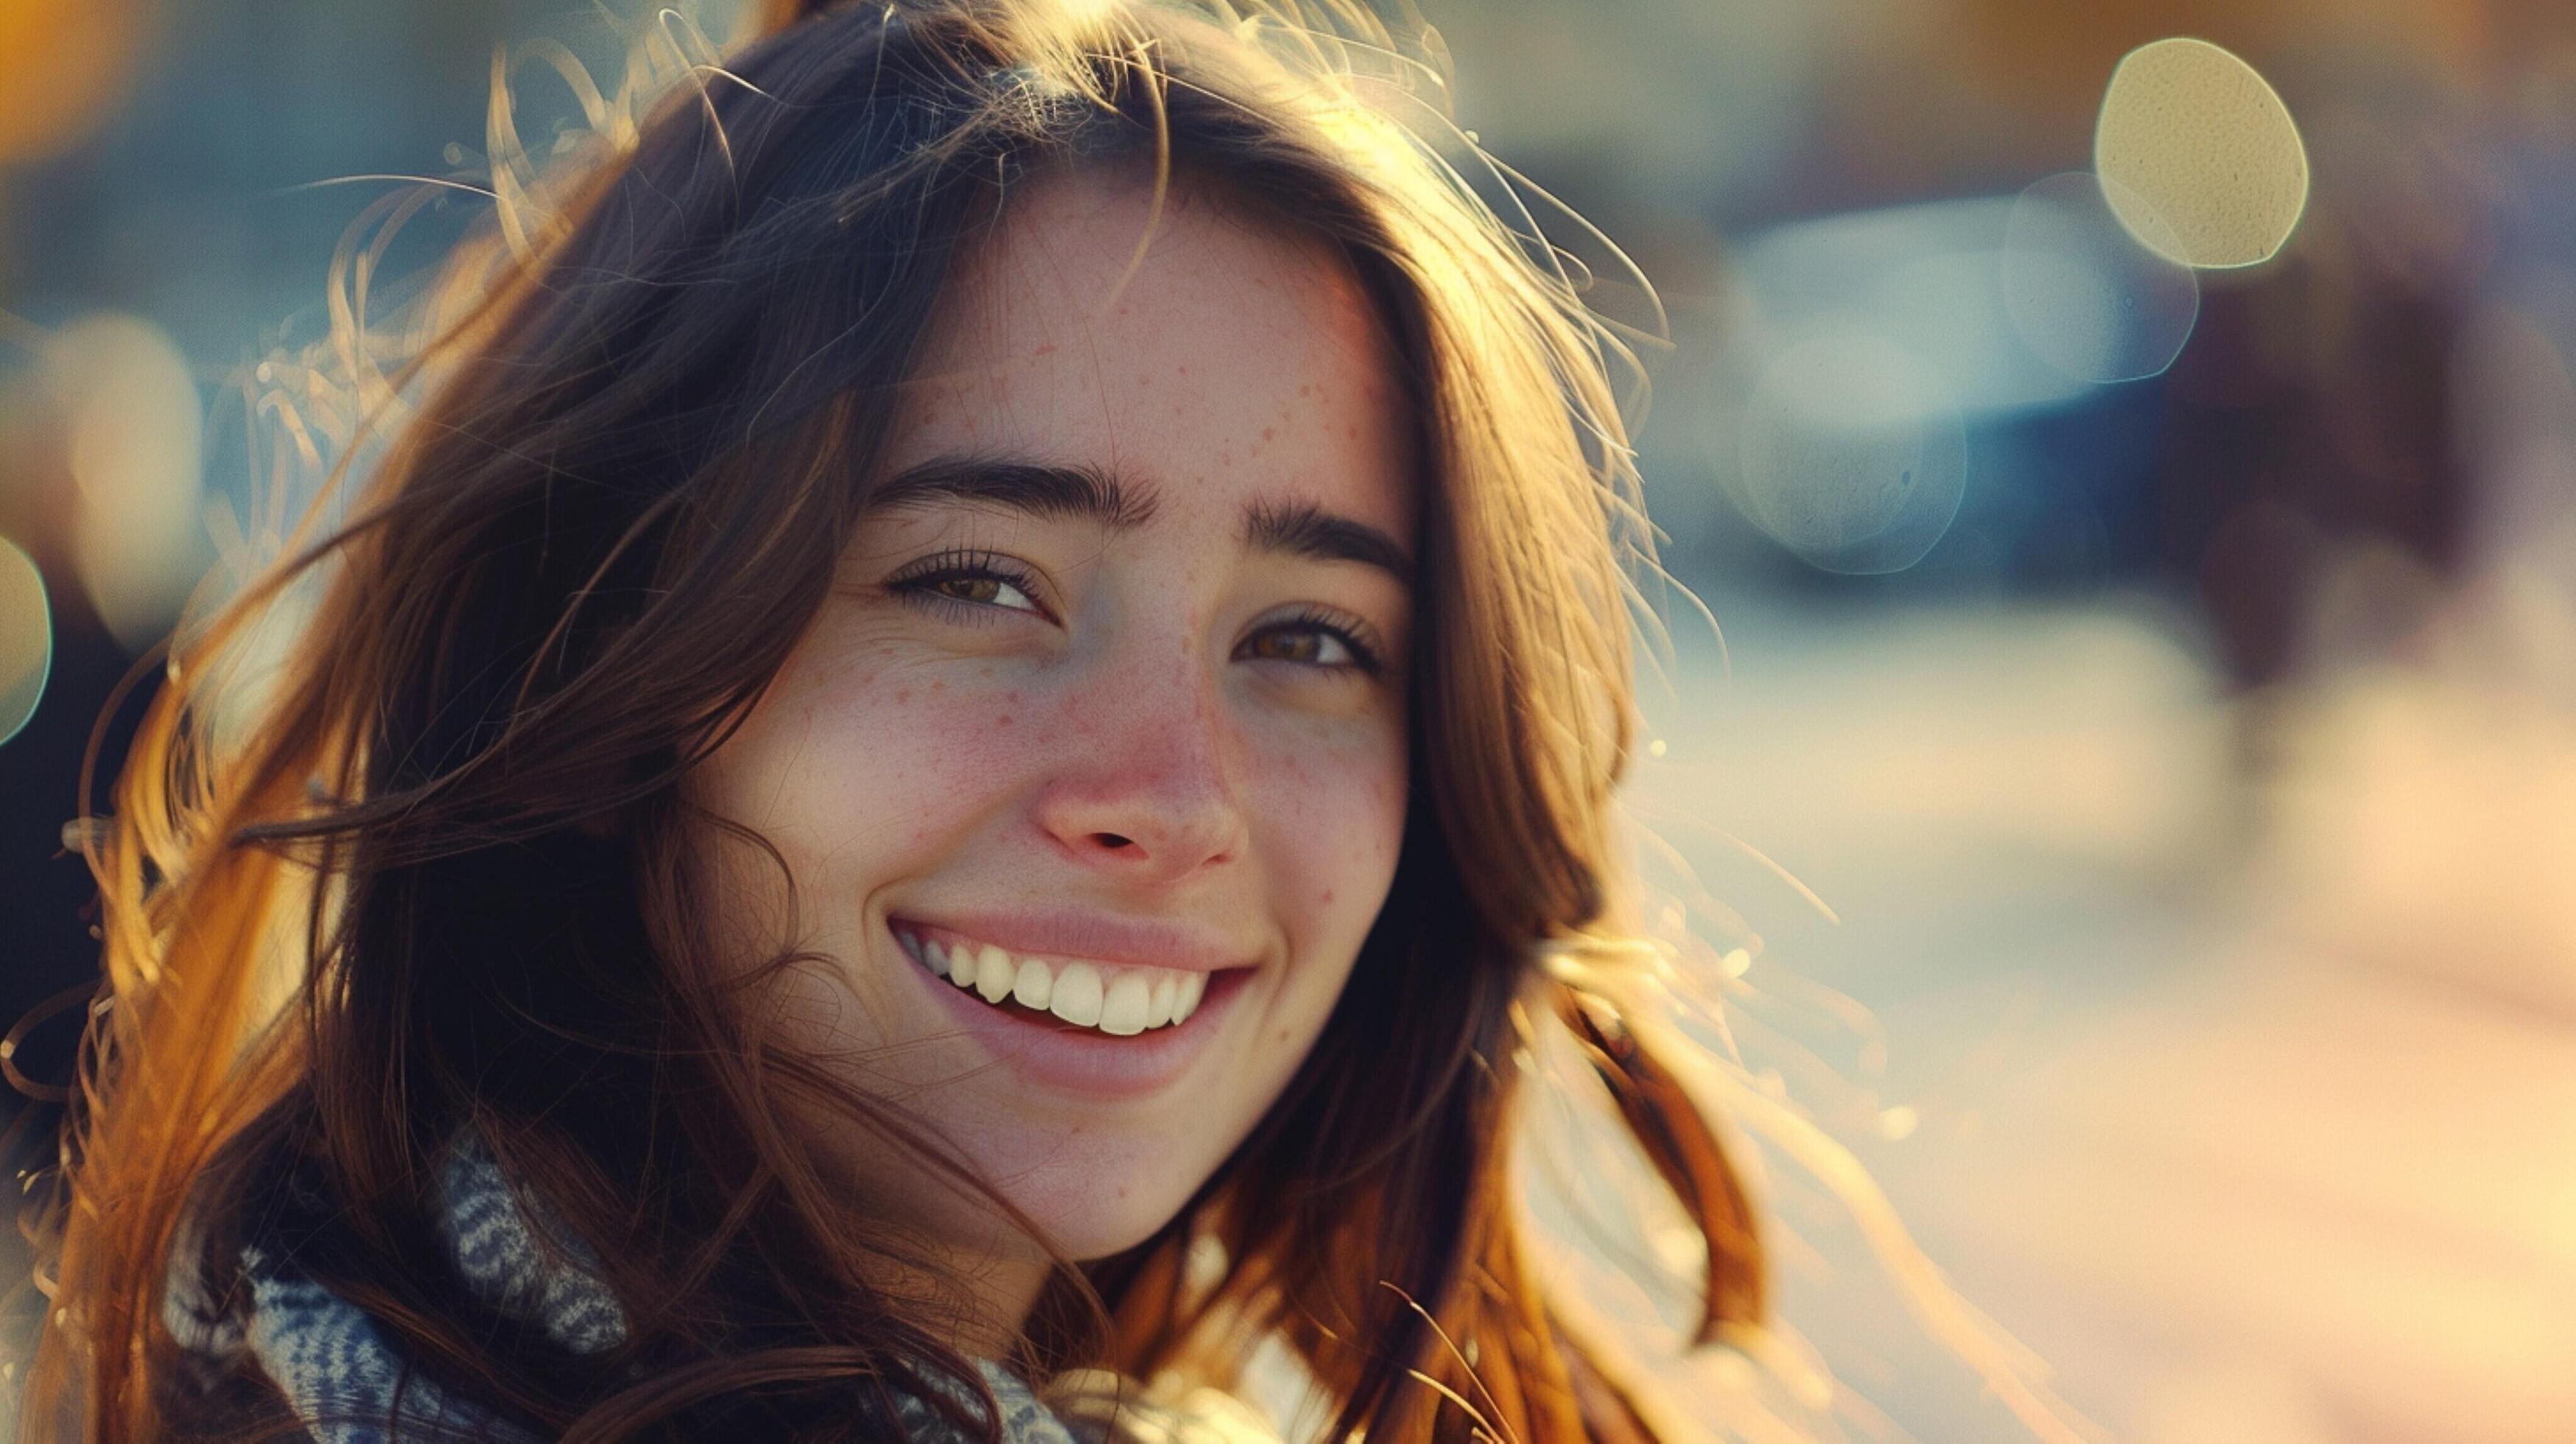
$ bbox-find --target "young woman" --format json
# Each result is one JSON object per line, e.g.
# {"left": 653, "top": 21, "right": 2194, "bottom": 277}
{"left": 18, "top": 1, "right": 1786, "bottom": 1437}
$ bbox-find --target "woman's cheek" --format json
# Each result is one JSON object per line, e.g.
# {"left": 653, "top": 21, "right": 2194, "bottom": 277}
{"left": 718, "top": 617, "right": 1014, "bottom": 849}
{"left": 1249, "top": 729, "right": 1407, "bottom": 955}
{"left": 816, "top": 668, "right": 1040, "bottom": 847}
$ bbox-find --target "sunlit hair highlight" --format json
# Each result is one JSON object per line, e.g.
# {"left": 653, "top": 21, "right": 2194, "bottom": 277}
{"left": 12, "top": 1, "right": 2085, "bottom": 1440}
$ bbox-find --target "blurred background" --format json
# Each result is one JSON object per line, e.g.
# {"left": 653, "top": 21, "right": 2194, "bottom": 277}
{"left": 3, "top": 0, "right": 2572, "bottom": 1438}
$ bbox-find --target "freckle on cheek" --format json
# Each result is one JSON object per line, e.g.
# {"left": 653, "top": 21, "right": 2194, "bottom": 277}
{"left": 894, "top": 687, "right": 911, "bottom": 704}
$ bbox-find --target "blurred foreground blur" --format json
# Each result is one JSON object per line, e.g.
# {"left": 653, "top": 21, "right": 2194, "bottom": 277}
{"left": 5, "top": 0, "right": 2574, "bottom": 1437}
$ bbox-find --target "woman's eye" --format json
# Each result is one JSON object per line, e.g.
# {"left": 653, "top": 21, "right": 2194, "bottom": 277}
{"left": 925, "top": 573, "right": 1033, "bottom": 609}
{"left": 885, "top": 553, "right": 1047, "bottom": 620}
{"left": 1241, "top": 614, "right": 1383, "bottom": 677}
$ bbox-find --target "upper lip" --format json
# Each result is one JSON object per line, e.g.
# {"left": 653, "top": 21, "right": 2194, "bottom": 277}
{"left": 889, "top": 906, "right": 1262, "bottom": 975}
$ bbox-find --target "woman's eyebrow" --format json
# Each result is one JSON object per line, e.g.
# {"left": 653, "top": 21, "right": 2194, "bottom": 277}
{"left": 1240, "top": 494, "right": 1414, "bottom": 589}
{"left": 867, "top": 453, "right": 1415, "bottom": 588}
{"left": 868, "top": 455, "right": 1158, "bottom": 528}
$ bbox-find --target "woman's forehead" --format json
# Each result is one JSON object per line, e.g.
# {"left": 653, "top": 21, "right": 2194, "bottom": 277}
{"left": 884, "top": 165, "right": 1420, "bottom": 543}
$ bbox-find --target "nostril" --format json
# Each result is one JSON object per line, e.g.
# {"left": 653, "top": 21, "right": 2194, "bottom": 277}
{"left": 1098, "top": 833, "right": 1134, "bottom": 849}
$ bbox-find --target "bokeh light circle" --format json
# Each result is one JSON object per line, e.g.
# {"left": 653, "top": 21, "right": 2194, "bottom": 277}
{"left": 0, "top": 0, "right": 145, "bottom": 164}
{"left": 2094, "top": 37, "right": 2309, "bottom": 269}
{"left": 0, "top": 536, "right": 52, "bottom": 746}
{"left": 43, "top": 313, "right": 207, "bottom": 653}
{"left": 1735, "top": 329, "right": 1968, "bottom": 575}
{"left": 2002, "top": 171, "right": 2201, "bottom": 383}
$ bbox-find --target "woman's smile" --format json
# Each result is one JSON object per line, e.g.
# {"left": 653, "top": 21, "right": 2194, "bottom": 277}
{"left": 891, "top": 917, "right": 1224, "bottom": 1033}
{"left": 885, "top": 912, "right": 1263, "bottom": 1101}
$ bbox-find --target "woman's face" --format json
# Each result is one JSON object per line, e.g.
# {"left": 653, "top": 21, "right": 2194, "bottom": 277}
{"left": 683, "top": 165, "right": 1417, "bottom": 1282}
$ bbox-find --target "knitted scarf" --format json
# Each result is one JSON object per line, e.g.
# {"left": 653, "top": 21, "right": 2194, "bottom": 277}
{"left": 162, "top": 1128, "right": 1087, "bottom": 1442}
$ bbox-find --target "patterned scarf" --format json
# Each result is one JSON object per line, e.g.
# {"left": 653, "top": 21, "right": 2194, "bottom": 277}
{"left": 164, "top": 1128, "right": 1087, "bottom": 1442}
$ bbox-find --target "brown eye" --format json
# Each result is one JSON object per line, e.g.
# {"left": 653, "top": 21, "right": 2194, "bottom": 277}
{"left": 1240, "top": 619, "right": 1372, "bottom": 673}
{"left": 935, "top": 575, "right": 1006, "bottom": 606}
{"left": 885, "top": 551, "right": 1047, "bottom": 620}
{"left": 1249, "top": 630, "right": 1321, "bottom": 663}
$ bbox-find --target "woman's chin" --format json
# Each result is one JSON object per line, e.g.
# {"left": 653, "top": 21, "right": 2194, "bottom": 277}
{"left": 960, "top": 1131, "right": 1208, "bottom": 1262}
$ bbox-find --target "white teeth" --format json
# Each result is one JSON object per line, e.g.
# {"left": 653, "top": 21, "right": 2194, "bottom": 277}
{"left": 1098, "top": 973, "right": 1151, "bottom": 1036}
{"left": 974, "top": 944, "right": 1015, "bottom": 1004}
{"left": 1011, "top": 956, "right": 1053, "bottom": 1011}
{"left": 1048, "top": 961, "right": 1105, "bottom": 1027}
{"left": 902, "top": 924, "right": 1218, "bottom": 1035}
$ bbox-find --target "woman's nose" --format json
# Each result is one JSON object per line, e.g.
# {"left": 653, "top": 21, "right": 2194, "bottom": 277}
{"left": 1031, "top": 654, "right": 1247, "bottom": 885}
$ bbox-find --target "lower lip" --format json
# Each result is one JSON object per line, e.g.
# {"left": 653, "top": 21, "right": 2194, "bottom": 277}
{"left": 890, "top": 916, "right": 1251, "bottom": 1101}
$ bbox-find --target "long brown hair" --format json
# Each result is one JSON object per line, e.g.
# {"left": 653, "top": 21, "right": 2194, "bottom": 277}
{"left": 17, "top": 1, "right": 1776, "bottom": 1437}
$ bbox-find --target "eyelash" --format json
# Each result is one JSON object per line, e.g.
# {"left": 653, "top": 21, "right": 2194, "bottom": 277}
{"left": 1260, "top": 604, "right": 1386, "bottom": 677}
{"left": 884, "top": 548, "right": 1051, "bottom": 623}
{"left": 883, "top": 549, "right": 1386, "bottom": 678}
